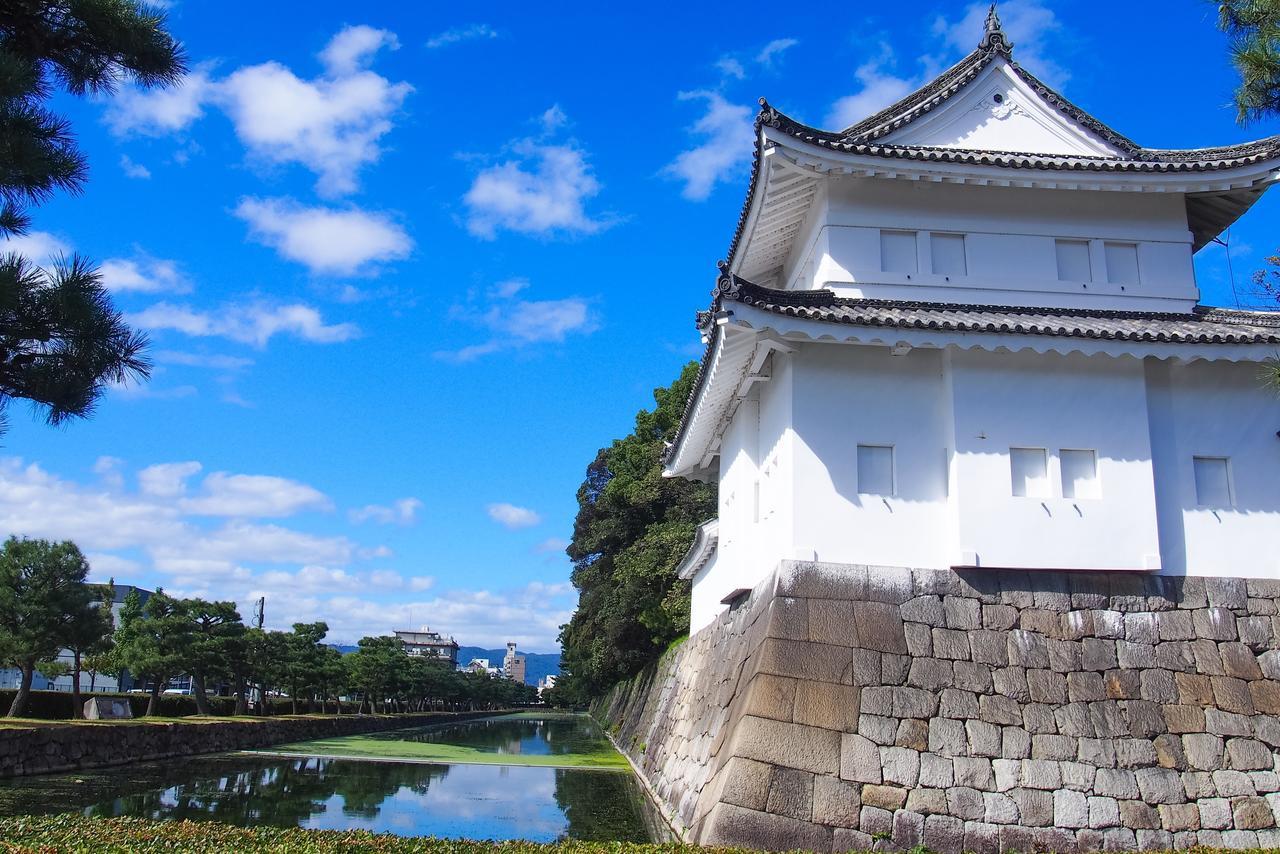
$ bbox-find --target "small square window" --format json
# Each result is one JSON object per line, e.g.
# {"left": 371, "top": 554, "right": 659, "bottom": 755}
{"left": 1011, "top": 448, "right": 1049, "bottom": 498}
{"left": 931, "top": 233, "right": 967, "bottom": 276}
{"left": 1193, "top": 456, "right": 1233, "bottom": 507}
{"left": 1055, "top": 239, "right": 1091, "bottom": 282}
{"left": 1060, "top": 449, "right": 1100, "bottom": 499}
{"left": 1104, "top": 242, "right": 1140, "bottom": 285}
{"left": 881, "top": 231, "right": 918, "bottom": 274}
{"left": 857, "top": 445, "right": 895, "bottom": 496}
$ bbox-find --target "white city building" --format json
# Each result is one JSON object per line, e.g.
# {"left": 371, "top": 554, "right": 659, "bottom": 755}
{"left": 668, "top": 10, "right": 1280, "bottom": 633}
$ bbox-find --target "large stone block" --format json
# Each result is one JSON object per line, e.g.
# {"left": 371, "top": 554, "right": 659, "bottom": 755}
{"left": 731, "top": 716, "right": 841, "bottom": 775}
{"left": 807, "top": 598, "right": 858, "bottom": 648}
{"left": 860, "top": 783, "right": 906, "bottom": 811}
{"left": 984, "top": 791, "right": 1019, "bottom": 824}
{"left": 949, "top": 786, "right": 986, "bottom": 820}
{"left": 1136, "top": 767, "right": 1185, "bottom": 804}
{"left": 1088, "top": 795, "right": 1121, "bottom": 829}
{"left": 1054, "top": 789, "right": 1089, "bottom": 828}
{"left": 895, "top": 719, "right": 929, "bottom": 752}
{"left": 741, "top": 673, "right": 798, "bottom": 722}
{"left": 906, "top": 787, "right": 949, "bottom": 815}
{"left": 839, "top": 733, "right": 881, "bottom": 784}
{"left": 1007, "top": 630, "right": 1049, "bottom": 669}
{"left": 879, "top": 745, "right": 920, "bottom": 787}
{"left": 920, "top": 752, "right": 955, "bottom": 788}
{"left": 1212, "top": 676, "right": 1256, "bottom": 715}
{"left": 1234, "top": 796, "right": 1276, "bottom": 829}
{"left": 1221, "top": 643, "right": 1264, "bottom": 681}
{"left": 812, "top": 775, "right": 860, "bottom": 828}
{"left": 851, "top": 601, "right": 907, "bottom": 654}
{"left": 1012, "top": 788, "right": 1053, "bottom": 826}
{"left": 1227, "top": 737, "right": 1273, "bottom": 771}
{"left": 792, "top": 680, "right": 858, "bottom": 732}
{"left": 764, "top": 766, "right": 814, "bottom": 821}
{"left": 901, "top": 594, "right": 945, "bottom": 626}
{"left": 908, "top": 658, "right": 954, "bottom": 692}
{"left": 893, "top": 809, "right": 925, "bottom": 849}
{"left": 1027, "top": 669, "right": 1067, "bottom": 704}
{"left": 933, "top": 627, "right": 972, "bottom": 661}
{"left": 922, "top": 814, "right": 965, "bottom": 854}
{"left": 700, "top": 802, "right": 833, "bottom": 852}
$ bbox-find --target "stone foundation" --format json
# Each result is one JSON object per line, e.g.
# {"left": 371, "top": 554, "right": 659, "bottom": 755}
{"left": 0, "top": 711, "right": 497, "bottom": 778}
{"left": 594, "top": 562, "right": 1280, "bottom": 852}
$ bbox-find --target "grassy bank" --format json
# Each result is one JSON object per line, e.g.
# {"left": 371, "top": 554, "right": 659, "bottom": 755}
{"left": 0, "top": 814, "right": 696, "bottom": 852}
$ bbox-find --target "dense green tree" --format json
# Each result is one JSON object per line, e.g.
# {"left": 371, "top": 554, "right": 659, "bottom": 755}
{"left": 282, "top": 621, "right": 329, "bottom": 714}
{"left": 345, "top": 635, "right": 404, "bottom": 713}
{"left": 0, "top": 536, "right": 97, "bottom": 717}
{"left": 242, "top": 627, "right": 289, "bottom": 715}
{"left": 558, "top": 362, "right": 716, "bottom": 699}
{"left": 182, "top": 598, "right": 244, "bottom": 715}
{"left": 62, "top": 579, "right": 114, "bottom": 717}
{"left": 113, "top": 589, "right": 191, "bottom": 716}
{"left": 1218, "top": 0, "right": 1280, "bottom": 123}
{"left": 0, "top": 1, "right": 184, "bottom": 433}
{"left": 82, "top": 645, "right": 118, "bottom": 694}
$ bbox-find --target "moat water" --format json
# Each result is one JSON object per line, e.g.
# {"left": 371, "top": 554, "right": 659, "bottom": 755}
{"left": 0, "top": 714, "right": 659, "bottom": 842}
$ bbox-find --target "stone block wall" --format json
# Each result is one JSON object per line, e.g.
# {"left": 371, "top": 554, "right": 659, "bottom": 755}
{"left": 0, "top": 711, "right": 496, "bottom": 778}
{"left": 596, "top": 562, "right": 1280, "bottom": 852}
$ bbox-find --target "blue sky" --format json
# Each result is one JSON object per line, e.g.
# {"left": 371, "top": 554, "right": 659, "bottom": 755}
{"left": 0, "top": 0, "right": 1275, "bottom": 650}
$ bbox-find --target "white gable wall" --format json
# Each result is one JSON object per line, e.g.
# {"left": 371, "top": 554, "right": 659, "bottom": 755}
{"left": 885, "top": 60, "right": 1125, "bottom": 157}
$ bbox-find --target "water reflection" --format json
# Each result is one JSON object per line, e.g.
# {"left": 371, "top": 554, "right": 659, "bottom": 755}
{"left": 0, "top": 754, "right": 654, "bottom": 842}
{"left": 371, "top": 713, "right": 607, "bottom": 757}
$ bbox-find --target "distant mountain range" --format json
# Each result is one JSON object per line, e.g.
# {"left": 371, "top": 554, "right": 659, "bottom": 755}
{"left": 327, "top": 644, "right": 561, "bottom": 687}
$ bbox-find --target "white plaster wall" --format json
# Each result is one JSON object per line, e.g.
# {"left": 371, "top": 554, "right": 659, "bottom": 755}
{"left": 1147, "top": 358, "right": 1280, "bottom": 578}
{"left": 689, "top": 549, "right": 723, "bottom": 634}
{"left": 789, "top": 344, "right": 951, "bottom": 567}
{"left": 949, "top": 349, "right": 1162, "bottom": 570}
{"left": 797, "top": 179, "right": 1197, "bottom": 311}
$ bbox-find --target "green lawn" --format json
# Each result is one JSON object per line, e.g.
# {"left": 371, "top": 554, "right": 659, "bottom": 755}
{"left": 256, "top": 734, "right": 629, "bottom": 769}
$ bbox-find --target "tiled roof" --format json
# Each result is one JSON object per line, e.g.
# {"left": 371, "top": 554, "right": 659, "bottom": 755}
{"left": 721, "top": 279, "right": 1280, "bottom": 345}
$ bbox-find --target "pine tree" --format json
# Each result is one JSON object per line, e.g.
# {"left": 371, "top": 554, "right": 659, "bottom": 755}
{"left": 1218, "top": 0, "right": 1280, "bottom": 123}
{"left": 0, "top": 1, "right": 184, "bottom": 432}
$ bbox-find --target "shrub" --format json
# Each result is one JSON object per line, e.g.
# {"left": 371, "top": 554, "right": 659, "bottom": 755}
{"left": 0, "top": 690, "right": 352, "bottom": 720}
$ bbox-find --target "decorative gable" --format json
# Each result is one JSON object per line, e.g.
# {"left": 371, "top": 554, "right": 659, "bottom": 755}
{"left": 882, "top": 60, "right": 1125, "bottom": 157}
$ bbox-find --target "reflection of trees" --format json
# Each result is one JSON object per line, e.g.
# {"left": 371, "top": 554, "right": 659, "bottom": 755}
{"left": 80, "top": 757, "right": 450, "bottom": 828}
{"left": 386, "top": 715, "right": 604, "bottom": 757}
{"left": 552, "top": 769, "right": 651, "bottom": 843}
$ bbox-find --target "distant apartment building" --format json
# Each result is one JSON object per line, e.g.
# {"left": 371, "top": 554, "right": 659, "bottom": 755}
{"left": 394, "top": 627, "right": 460, "bottom": 666}
{"left": 466, "top": 658, "right": 500, "bottom": 676}
{"left": 537, "top": 674, "right": 557, "bottom": 697}
{"left": 503, "top": 641, "right": 527, "bottom": 684}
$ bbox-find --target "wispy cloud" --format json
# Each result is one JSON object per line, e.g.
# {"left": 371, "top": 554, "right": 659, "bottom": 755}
{"left": 426, "top": 24, "right": 497, "bottom": 50}
{"left": 100, "top": 253, "right": 191, "bottom": 294}
{"left": 662, "top": 91, "right": 754, "bottom": 201}
{"left": 128, "top": 299, "right": 360, "bottom": 347}
{"left": 487, "top": 502, "right": 542, "bottom": 529}
{"left": 0, "top": 231, "right": 70, "bottom": 265}
{"left": 119, "top": 155, "right": 151, "bottom": 179}
{"left": 756, "top": 38, "right": 799, "bottom": 67}
{"left": 349, "top": 498, "right": 423, "bottom": 525}
{"left": 437, "top": 278, "right": 598, "bottom": 362}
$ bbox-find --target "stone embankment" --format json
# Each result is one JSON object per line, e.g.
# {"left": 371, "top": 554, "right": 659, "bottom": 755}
{"left": 594, "top": 562, "right": 1280, "bottom": 852}
{"left": 0, "top": 711, "right": 495, "bottom": 778}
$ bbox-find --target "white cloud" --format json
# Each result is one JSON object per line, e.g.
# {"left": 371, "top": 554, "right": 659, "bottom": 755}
{"left": 120, "top": 155, "right": 151, "bottom": 179}
{"left": 154, "top": 350, "right": 254, "bottom": 371}
{"left": 932, "top": 0, "right": 1068, "bottom": 89}
{"left": 104, "top": 29, "right": 411, "bottom": 197}
{"left": 716, "top": 57, "right": 746, "bottom": 80}
{"left": 129, "top": 299, "right": 360, "bottom": 347}
{"left": 0, "top": 231, "right": 70, "bottom": 265}
{"left": 662, "top": 91, "right": 754, "bottom": 201}
{"left": 825, "top": 45, "right": 919, "bottom": 130}
{"left": 463, "top": 111, "right": 610, "bottom": 239}
{"left": 104, "top": 66, "right": 214, "bottom": 137}
{"left": 219, "top": 28, "right": 410, "bottom": 197}
{"left": 235, "top": 197, "right": 412, "bottom": 275}
{"left": 93, "top": 456, "right": 125, "bottom": 491}
{"left": 486, "top": 503, "right": 542, "bottom": 529}
{"left": 426, "top": 24, "right": 497, "bottom": 50}
{"left": 100, "top": 254, "right": 190, "bottom": 294}
{"left": 756, "top": 38, "right": 799, "bottom": 67}
{"left": 408, "top": 576, "right": 435, "bottom": 592}
{"left": 437, "top": 278, "right": 597, "bottom": 361}
{"left": 179, "top": 472, "right": 332, "bottom": 517}
{"left": 318, "top": 25, "right": 399, "bottom": 75}
{"left": 349, "top": 497, "right": 423, "bottom": 525}
{"left": 535, "top": 537, "right": 569, "bottom": 554}
{"left": 138, "top": 461, "right": 202, "bottom": 497}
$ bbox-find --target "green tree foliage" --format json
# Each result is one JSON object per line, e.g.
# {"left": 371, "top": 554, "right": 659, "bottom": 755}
{"left": 1217, "top": 0, "right": 1280, "bottom": 123}
{"left": 283, "top": 621, "right": 330, "bottom": 715}
{"left": 346, "top": 635, "right": 404, "bottom": 713}
{"left": 62, "top": 579, "right": 114, "bottom": 717}
{"left": 0, "top": 1, "right": 184, "bottom": 433}
{"left": 558, "top": 362, "right": 716, "bottom": 700}
{"left": 0, "top": 536, "right": 100, "bottom": 717}
{"left": 182, "top": 599, "right": 244, "bottom": 715}
{"left": 113, "top": 589, "right": 191, "bottom": 716}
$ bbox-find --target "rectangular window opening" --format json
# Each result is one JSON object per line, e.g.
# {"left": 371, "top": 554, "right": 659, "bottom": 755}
{"left": 1193, "top": 456, "right": 1233, "bottom": 508}
{"left": 1011, "top": 447, "right": 1049, "bottom": 498}
{"left": 881, "top": 230, "right": 918, "bottom": 274}
{"left": 1060, "top": 449, "right": 1100, "bottom": 500}
{"left": 931, "top": 233, "right": 967, "bottom": 276}
{"left": 1055, "top": 239, "right": 1092, "bottom": 282}
{"left": 1104, "top": 242, "right": 1140, "bottom": 285}
{"left": 857, "top": 444, "right": 895, "bottom": 496}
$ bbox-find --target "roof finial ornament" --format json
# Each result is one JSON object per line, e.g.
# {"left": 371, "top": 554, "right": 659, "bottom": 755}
{"left": 979, "top": 2, "right": 1013, "bottom": 54}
